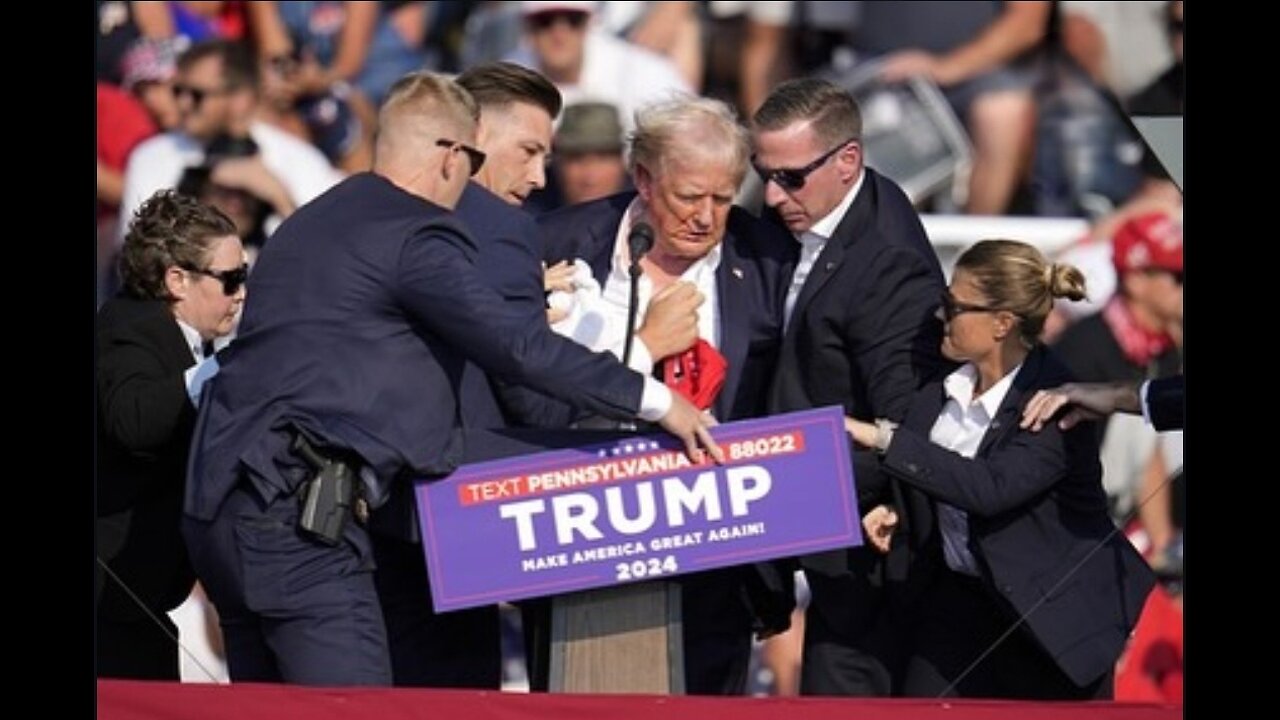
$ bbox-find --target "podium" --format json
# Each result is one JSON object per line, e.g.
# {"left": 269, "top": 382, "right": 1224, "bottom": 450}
{"left": 428, "top": 412, "right": 860, "bottom": 694}
{"left": 549, "top": 582, "right": 684, "bottom": 693}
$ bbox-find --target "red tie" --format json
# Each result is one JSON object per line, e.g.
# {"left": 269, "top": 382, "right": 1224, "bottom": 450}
{"left": 661, "top": 338, "right": 727, "bottom": 411}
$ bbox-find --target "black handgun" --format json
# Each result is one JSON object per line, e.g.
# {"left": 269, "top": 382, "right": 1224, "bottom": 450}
{"left": 291, "top": 434, "right": 355, "bottom": 546}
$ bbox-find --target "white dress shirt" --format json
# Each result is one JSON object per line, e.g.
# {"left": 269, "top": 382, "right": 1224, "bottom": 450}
{"left": 783, "top": 169, "right": 865, "bottom": 329}
{"left": 928, "top": 362, "right": 1021, "bottom": 576}
{"left": 546, "top": 198, "right": 726, "bottom": 421}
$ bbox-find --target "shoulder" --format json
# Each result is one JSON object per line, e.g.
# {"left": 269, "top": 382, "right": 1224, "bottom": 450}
{"left": 725, "top": 206, "right": 794, "bottom": 264}
{"left": 127, "top": 132, "right": 197, "bottom": 167}
{"left": 457, "top": 183, "right": 534, "bottom": 232}
{"left": 1020, "top": 345, "right": 1078, "bottom": 390}
{"left": 98, "top": 296, "right": 170, "bottom": 330}
{"left": 97, "top": 296, "right": 181, "bottom": 351}
{"left": 250, "top": 121, "right": 328, "bottom": 157}
{"left": 537, "top": 192, "right": 631, "bottom": 244}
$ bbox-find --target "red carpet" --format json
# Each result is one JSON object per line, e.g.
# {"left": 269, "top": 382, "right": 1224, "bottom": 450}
{"left": 99, "top": 680, "right": 1180, "bottom": 720}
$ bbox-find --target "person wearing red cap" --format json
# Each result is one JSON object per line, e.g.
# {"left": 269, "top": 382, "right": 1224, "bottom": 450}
{"left": 534, "top": 95, "right": 795, "bottom": 695}
{"left": 1053, "top": 211, "right": 1183, "bottom": 422}
{"left": 1051, "top": 210, "right": 1183, "bottom": 565}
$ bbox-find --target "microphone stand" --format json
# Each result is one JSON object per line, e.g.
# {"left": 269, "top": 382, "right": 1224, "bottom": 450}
{"left": 622, "top": 258, "right": 643, "bottom": 367}
{"left": 618, "top": 258, "right": 644, "bottom": 432}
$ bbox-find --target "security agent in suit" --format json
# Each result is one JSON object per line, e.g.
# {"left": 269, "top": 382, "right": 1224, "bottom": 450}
{"left": 182, "top": 72, "right": 720, "bottom": 686}
{"left": 749, "top": 77, "right": 948, "bottom": 696}
{"left": 846, "top": 241, "right": 1155, "bottom": 698}
{"left": 97, "top": 190, "right": 245, "bottom": 679}
{"left": 533, "top": 96, "right": 795, "bottom": 694}
{"left": 367, "top": 62, "right": 605, "bottom": 690}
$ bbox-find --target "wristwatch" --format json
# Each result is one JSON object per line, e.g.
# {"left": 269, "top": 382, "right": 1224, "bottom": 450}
{"left": 873, "top": 419, "right": 898, "bottom": 454}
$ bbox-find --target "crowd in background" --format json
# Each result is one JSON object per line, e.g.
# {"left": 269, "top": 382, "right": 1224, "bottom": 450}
{"left": 96, "top": 0, "right": 1184, "bottom": 702}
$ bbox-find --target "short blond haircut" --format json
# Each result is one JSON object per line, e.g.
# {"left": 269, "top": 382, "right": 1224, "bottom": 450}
{"left": 375, "top": 72, "right": 480, "bottom": 167}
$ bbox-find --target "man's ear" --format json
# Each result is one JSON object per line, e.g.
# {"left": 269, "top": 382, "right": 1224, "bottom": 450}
{"left": 837, "top": 142, "right": 862, "bottom": 182}
{"left": 634, "top": 163, "right": 654, "bottom": 204}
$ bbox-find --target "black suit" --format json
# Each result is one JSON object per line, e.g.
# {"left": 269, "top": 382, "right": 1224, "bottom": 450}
{"left": 536, "top": 192, "right": 795, "bottom": 694}
{"left": 183, "top": 173, "right": 649, "bottom": 685}
{"left": 884, "top": 346, "right": 1156, "bottom": 698}
{"left": 96, "top": 296, "right": 198, "bottom": 679}
{"left": 766, "top": 167, "right": 947, "bottom": 695}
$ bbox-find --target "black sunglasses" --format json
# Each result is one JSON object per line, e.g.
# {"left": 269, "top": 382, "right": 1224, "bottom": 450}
{"left": 939, "top": 291, "right": 1003, "bottom": 322}
{"left": 752, "top": 136, "right": 859, "bottom": 191}
{"left": 526, "top": 10, "right": 590, "bottom": 31}
{"left": 436, "top": 138, "right": 486, "bottom": 176}
{"left": 183, "top": 262, "right": 249, "bottom": 296}
{"left": 172, "top": 83, "right": 233, "bottom": 108}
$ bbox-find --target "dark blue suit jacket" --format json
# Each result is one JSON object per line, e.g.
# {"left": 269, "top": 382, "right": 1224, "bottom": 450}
{"left": 185, "top": 173, "right": 648, "bottom": 523}
{"left": 765, "top": 167, "right": 947, "bottom": 583}
{"left": 453, "top": 182, "right": 563, "bottom": 430}
{"left": 883, "top": 346, "right": 1156, "bottom": 687}
{"left": 536, "top": 192, "right": 794, "bottom": 422}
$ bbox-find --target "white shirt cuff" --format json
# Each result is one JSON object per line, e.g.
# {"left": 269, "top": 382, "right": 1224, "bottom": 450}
{"left": 185, "top": 356, "right": 220, "bottom": 406}
{"left": 637, "top": 377, "right": 672, "bottom": 422}
{"left": 628, "top": 335, "right": 656, "bottom": 375}
{"left": 1139, "top": 379, "right": 1152, "bottom": 425}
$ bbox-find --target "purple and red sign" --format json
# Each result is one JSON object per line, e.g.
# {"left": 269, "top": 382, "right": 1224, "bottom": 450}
{"left": 415, "top": 406, "right": 861, "bottom": 612}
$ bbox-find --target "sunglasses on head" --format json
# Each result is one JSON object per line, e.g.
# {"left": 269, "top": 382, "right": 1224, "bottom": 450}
{"left": 752, "top": 136, "right": 859, "bottom": 191}
{"left": 436, "top": 138, "right": 487, "bottom": 176}
{"left": 172, "top": 83, "right": 233, "bottom": 108}
{"left": 526, "top": 10, "right": 590, "bottom": 31}
{"left": 183, "top": 262, "right": 249, "bottom": 296}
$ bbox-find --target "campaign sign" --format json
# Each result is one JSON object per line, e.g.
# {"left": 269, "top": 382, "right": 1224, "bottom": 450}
{"left": 415, "top": 406, "right": 860, "bottom": 612}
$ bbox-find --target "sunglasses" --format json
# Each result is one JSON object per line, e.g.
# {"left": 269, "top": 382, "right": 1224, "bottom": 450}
{"left": 172, "top": 83, "right": 234, "bottom": 108}
{"left": 526, "top": 10, "right": 590, "bottom": 31}
{"left": 752, "top": 136, "right": 859, "bottom": 191}
{"left": 436, "top": 138, "right": 487, "bottom": 176}
{"left": 183, "top": 262, "right": 249, "bottom": 296}
{"left": 939, "top": 291, "right": 1003, "bottom": 322}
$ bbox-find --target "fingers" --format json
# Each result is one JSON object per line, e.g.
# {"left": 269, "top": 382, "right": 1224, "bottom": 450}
{"left": 543, "top": 260, "right": 575, "bottom": 293}
{"left": 696, "top": 422, "right": 724, "bottom": 464}
{"left": 1058, "top": 408, "right": 1086, "bottom": 431}
{"left": 1020, "top": 390, "right": 1069, "bottom": 432}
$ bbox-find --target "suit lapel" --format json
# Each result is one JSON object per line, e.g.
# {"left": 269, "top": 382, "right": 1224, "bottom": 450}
{"left": 583, "top": 194, "right": 634, "bottom": 286}
{"left": 976, "top": 346, "right": 1047, "bottom": 457}
{"left": 713, "top": 240, "right": 750, "bottom": 419}
{"left": 783, "top": 170, "right": 878, "bottom": 343}
{"left": 155, "top": 306, "right": 198, "bottom": 372}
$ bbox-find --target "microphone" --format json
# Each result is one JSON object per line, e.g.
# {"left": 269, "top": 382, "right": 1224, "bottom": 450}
{"left": 622, "top": 222, "right": 655, "bottom": 366}
{"left": 627, "top": 222, "right": 654, "bottom": 279}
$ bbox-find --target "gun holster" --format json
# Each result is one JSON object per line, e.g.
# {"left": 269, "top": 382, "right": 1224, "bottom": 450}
{"left": 290, "top": 433, "right": 366, "bottom": 546}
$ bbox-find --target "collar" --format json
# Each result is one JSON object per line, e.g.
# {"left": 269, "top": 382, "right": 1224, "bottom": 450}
{"left": 175, "top": 317, "right": 205, "bottom": 361}
{"left": 943, "top": 361, "right": 1022, "bottom": 419}
{"left": 801, "top": 167, "right": 865, "bottom": 242}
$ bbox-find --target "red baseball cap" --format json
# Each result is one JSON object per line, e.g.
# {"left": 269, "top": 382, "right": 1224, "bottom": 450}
{"left": 1112, "top": 212, "right": 1183, "bottom": 274}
